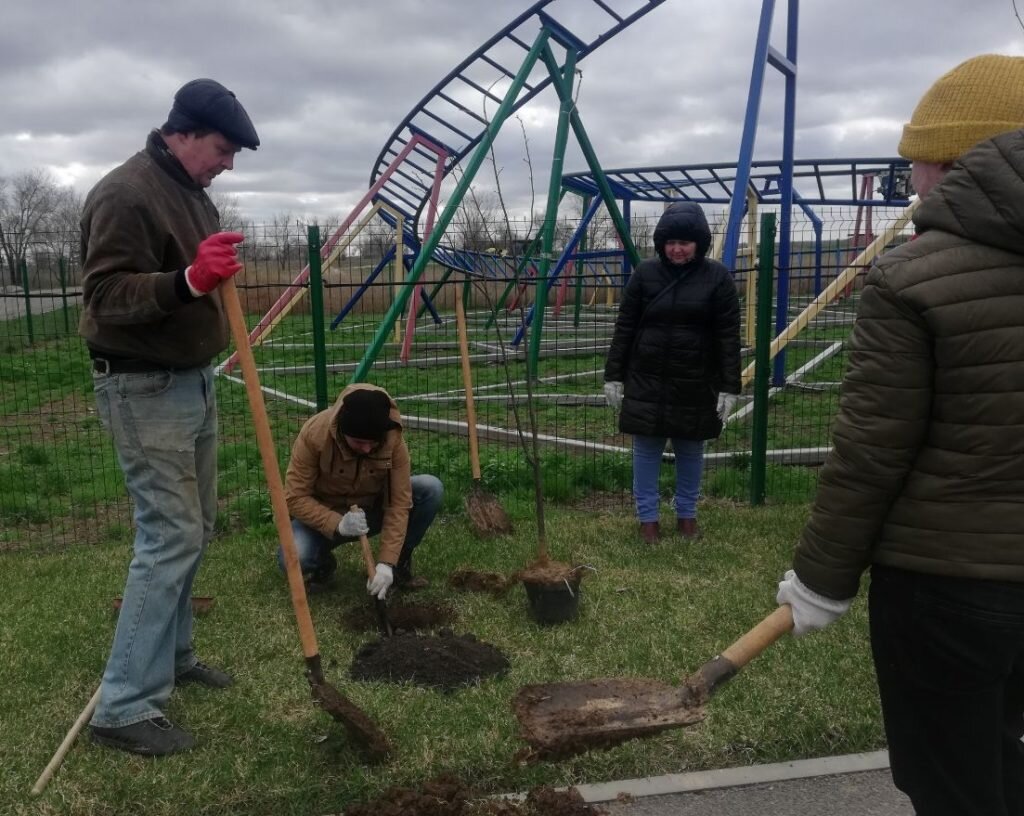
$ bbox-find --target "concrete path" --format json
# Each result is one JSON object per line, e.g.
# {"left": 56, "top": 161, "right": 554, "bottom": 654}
{"left": 566, "top": 752, "right": 914, "bottom": 815}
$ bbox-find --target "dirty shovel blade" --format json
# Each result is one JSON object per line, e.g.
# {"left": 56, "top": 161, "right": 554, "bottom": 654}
{"left": 306, "top": 656, "right": 390, "bottom": 762}
{"left": 513, "top": 678, "right": 706, "bottom": 760}
{"left": 513, "top": 606, "right": 794, "bottom": 761}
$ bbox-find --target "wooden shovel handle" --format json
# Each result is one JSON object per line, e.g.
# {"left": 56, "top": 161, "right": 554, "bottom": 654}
{"left": 454, "top": 285, "right": 482, "bottom": 481}
{"left": 351, "top": 505, "right": 376, "bottom": 578}
{"left": 720, "top": 604, "right": 794, "bottom": 670}
{"left": 222, "top": 277, "right": 320, "bottom": 659}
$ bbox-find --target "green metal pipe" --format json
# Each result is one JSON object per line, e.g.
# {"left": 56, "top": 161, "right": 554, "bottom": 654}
{"left": 350, "top": 28, "right": 551, "bottom": 384}
{"left": 528, "top": 43, "right": 578, "bottom": 379}
{"left": 539, "top": 48, "right": 640, "bottom": 268}
{"left": 58, "top": 257, "right": 70, "bottom": 333}
{"left": 20, "top": 258, "right": 34, "bottom": 344}
{"left": 307, "top": 226, "right": 329, "bottom": 411}
{"left": 750, "top": 212, "right": 776, "bottom": 506}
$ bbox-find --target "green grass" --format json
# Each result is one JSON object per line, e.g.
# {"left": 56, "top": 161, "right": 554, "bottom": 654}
{"left": 0, "top": 499, "right": 884, "bottom": 816}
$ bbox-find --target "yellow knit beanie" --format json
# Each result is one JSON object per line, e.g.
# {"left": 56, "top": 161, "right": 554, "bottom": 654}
{"left": 898, "top": 54, "right": 1024, "bottom": 163}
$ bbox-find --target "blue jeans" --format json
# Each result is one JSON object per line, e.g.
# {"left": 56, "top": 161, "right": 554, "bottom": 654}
{"left": 870, "top": 565, "right": 1024, "bottom": 816}
{"left": 632, "top": 435, "right": 704, "bottom": 522}
{"left": 90, "top": 366, "right": 218, "bottom": 728}
{"left": 277, "top": 474, "right": 444, "bottom": 581}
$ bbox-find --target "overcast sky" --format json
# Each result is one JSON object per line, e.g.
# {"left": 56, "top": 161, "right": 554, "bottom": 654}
{"left": 3, "top": 0, "right": 1023, "bottom": 227}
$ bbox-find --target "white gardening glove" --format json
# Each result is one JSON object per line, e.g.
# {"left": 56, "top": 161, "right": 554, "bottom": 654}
{"left": 604, "top": 381, "right": 624, "bottom": 410}
{"left": 717, "top": 392, "right": 738, "bottom": 422}
{"left": 776, "top": 569, "right": 853, "bottom": 637}
{"left": 336, "top": 508, "right": 369, "bottom": 538}
{"left": 367, "top": 563, "right": 393, "bottom": 600}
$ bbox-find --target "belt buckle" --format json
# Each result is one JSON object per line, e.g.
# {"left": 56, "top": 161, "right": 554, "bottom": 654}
{"left": 94, "top": 358, "right": 112, "bottom": 375}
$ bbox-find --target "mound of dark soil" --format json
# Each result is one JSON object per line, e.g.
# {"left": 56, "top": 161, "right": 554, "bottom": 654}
{"left": 343, "top": 773, "right": 605, "bottom": 815}
{"left": 341, "top": 601, "right": 456, "bottom": 633}
{"left": 350, "top": 629, "right": 509, "bottom": 691}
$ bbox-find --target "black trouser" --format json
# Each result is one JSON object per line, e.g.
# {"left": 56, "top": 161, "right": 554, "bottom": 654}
{"left": 869, "top": 565, "right": 1024, "bottom": 816}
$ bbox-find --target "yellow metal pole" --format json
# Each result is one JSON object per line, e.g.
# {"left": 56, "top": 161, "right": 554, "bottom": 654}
{"left": 740, "top": 200, "right": 918, "bottom": 387}
{"left": 744, "top": 188, "right": 759, "bottom": 349}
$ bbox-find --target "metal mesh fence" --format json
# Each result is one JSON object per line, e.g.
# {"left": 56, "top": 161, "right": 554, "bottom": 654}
{"left": 0, "top": 206, "right": 914, "bottom": 550}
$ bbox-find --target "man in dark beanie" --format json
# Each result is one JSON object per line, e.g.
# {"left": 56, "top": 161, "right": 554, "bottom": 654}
{"left": 81, "top": 78, "right": 258, "bottom": 757}
{"left": 283, "top": 384, "right": 444, "bottom": 599}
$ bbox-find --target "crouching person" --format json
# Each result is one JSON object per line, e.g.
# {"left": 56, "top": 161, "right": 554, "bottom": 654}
{"left": 281, "top": 384, "right": 443, "bottom": 597}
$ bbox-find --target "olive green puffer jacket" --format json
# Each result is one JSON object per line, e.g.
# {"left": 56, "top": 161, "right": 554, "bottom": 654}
{"left": 794, "top": 130, "right": 1024, "bottom": 599}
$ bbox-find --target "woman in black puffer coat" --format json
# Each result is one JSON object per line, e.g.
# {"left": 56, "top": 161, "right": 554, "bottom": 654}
{"left": 604, "top": 201, "right": 741, "bottom": 543}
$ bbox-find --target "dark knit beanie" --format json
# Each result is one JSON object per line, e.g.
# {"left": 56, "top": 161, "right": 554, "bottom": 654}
{"left": 164, "top": 78, "right": 260, "bottom": 150}
{"left": 337, "top": 389, "right": 395, "bottom": 441}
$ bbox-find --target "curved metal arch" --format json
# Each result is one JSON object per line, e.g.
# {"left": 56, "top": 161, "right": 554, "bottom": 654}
{"left": 368, "top": 0, "right": 667, "bottom": 237}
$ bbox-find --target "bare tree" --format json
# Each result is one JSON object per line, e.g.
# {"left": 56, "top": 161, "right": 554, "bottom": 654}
{"left": 209, "top": 191, "right": 244, "bottom": 233}
{"left": 0, "top": 169, "right": 62, "bottom": 287}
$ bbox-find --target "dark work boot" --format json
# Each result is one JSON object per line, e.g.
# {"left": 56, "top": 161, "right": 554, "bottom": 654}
{"left": 176, "top": 661, "right": 234, "bottom": 689}
{"left": 91, "top": 716, "right": 195, "bottom": 756}
{"left": 677, "top": 518, "right": 700, "bottom": 540}
{"left": 639, "top": 521, "right": 660, "bottom": 543}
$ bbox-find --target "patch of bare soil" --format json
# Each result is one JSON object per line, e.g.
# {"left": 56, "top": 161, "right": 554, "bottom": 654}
{"left": 350, "top": 629, "right": 509, "bottom": 691}
{"left": 568, "top": 490, "right": 632, "bottom": 515}
{"left": 448, "top": 567, "right": 514, "bottom": 595}
{"left": 343, "top": 774, "right": 605, "bottom": 815}
{"left": 341, "top": 601, "right": 456, "bottom": 633}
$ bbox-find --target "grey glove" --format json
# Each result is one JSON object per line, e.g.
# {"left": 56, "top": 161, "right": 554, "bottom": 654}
{"left": 717, "top": 392, "right": 738, "bottom": 422}
{"left": 604, "top": 381, "right": 624, "bottom": 410}
{"left": 367, "top": 563, "right": 393, "bottom": 600}
{"left": 776, "top": 569, "right": 853, "bottom": 637}
{"left": 337, "top": 508, "right": 369, "bottom": 538}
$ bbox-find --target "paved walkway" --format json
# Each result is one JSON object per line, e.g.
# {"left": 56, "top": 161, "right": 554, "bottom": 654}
{"left": 549, "top": 752, "right": 913, "bottom": 815}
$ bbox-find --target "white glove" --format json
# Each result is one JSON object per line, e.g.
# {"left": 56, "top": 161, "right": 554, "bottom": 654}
{"left": 337, "top": 508, "right": 369, "bottom": 537}
{"left": 717, "top": 392, "right": 738, "bottom": 422}
{"left": 776, "top": 569, "right": 853, "bottom": 637}
{"left": 367, "top": 563, "right": 393, "bottom": 600}
{"left": 604, "top": 381, "right": 624, "bottom": 410}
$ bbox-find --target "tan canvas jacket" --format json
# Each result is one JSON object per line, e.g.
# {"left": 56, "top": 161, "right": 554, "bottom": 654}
{"left": 285, "top": 384, "right": 412, "bottom": 565}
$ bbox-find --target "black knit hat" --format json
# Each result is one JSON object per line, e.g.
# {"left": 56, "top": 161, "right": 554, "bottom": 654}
{"left": 337, "top": 389, "right": 396, "bottom": 441}
{"left": 164, "top": 78, "right": 260, "bottom": 150}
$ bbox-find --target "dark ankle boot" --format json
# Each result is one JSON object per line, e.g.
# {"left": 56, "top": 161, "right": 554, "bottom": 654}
{"left": 639, "top": 521, "right": 660, "bottom": 543}
{"left": 677, "top": 518, "right": 700, "bottom": 540}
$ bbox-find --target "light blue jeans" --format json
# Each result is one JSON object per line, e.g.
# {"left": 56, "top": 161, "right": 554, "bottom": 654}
{"left": 632, "top": 435, "right": 705, "bottom": 522}
{"left": 90, "top": 366, "right": 218, "bottom": 728}
{"left": 277, "top": 475, "right": 444, "bottom": 581}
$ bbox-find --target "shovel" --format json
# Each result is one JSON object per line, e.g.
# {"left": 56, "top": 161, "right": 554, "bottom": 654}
{"left": 455, "top": 282, "right": 512, "bottom": 537}
{"left": 354, "top": 506, "right": 393, "bottom": 637}
{"left": 222, "top": 277, "right": 390, "bottom": 762}
{"left": 512, "top": 605, "right": 793, "bottom": 760}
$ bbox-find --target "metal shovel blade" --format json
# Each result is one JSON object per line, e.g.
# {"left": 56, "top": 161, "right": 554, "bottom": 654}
{"left": 513, "top": 606, "right": 794, "bottom": 761}
{"left": 513, "top": 677, "right": 707, "bottom": 760}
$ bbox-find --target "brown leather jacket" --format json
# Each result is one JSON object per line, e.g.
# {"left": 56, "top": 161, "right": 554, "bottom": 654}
{"left": 285, "top": 385, "right": 412, "bottom": 565}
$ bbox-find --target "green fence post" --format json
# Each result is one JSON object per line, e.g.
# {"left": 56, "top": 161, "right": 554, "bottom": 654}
{"left": 58, "top": 257, "right": 70, "bottom": 333}
{"left": 307, "top": 225, "right": 329, "bottom": 411}
{"left": 20, "top": 258, "right": 34, "bottom": 344}
{"left": 750, "top": 212, "right": 776, "bottom": 506}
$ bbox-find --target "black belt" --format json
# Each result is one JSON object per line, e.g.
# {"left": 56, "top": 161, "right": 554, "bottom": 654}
{"left": 92, "top": 357, "right": 171, "bottom": 374}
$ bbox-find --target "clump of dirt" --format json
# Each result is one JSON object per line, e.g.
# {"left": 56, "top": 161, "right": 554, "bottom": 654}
{"left": 448, "top": 567, "right": 513, "bottom": 595}
{"left": 341, "top": 601, "right": 456, "bottom": 633}
{"left": 350, "top": 629, "right": 509, "bottom": 691}
{"left": 343, "top": 773, "right": 605, "bottom": 815}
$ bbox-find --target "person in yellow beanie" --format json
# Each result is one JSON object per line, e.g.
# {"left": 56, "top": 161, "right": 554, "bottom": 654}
{"left": 772, "top": 54, "right": 1024, "bottom": 815}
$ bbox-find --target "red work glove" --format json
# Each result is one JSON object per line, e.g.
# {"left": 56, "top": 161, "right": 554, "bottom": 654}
{"left": 184, "top": 231, "right": 245, "bottom": 296}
